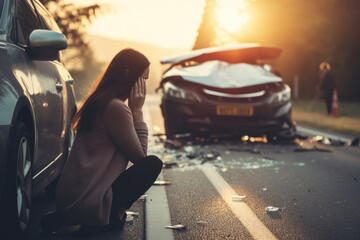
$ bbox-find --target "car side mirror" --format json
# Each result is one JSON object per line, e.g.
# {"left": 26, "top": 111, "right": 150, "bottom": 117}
{"left": 26, "top": 29, "right": 67, "bottom": 61}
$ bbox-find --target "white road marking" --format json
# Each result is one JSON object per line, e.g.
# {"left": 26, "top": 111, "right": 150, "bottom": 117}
{"left": 144, "top": 103, "right": 175, "bottom": 240}
{"left": 201, "top": 165, "right": 278, "bottom": 240}
{"left": 145, "top": 95, "right": 276, "bottom": 239}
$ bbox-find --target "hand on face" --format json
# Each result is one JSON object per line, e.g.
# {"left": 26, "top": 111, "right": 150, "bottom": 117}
{"left": 128, "top": 77, "right": 146, "bottom": 114}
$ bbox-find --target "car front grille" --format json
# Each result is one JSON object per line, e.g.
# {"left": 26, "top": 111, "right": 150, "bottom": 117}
{"left": 201, "top": 87, "right": 268, "bottom": 103}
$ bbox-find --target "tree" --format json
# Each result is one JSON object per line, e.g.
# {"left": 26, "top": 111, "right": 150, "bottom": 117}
{"left": 242, "top": 0, "right": 360, "bottom": 100}
{"left": 193, "top": 0, "right": 219, "bottom": 50}
{"left": 193, "top": 0, "right": 360, "bottom": 100}
{"left": 40, "top": 0, "right": 103, "bottom": 70}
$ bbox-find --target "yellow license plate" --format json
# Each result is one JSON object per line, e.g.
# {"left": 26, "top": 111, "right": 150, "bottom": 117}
{"left": 216, "top": 105, "right": 254, "bottom": 116}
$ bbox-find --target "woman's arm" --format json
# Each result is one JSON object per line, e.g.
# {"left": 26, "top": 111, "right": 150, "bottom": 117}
{"left": 105, "top": 99, "right": 148, "bottom": 163}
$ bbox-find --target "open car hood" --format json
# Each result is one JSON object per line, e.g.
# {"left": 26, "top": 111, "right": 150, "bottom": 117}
{"left": 163, "top": 61, "right": 282, "bottom": 88}
{"left": 160, "top": 43, "right": 282, "bottom": 65}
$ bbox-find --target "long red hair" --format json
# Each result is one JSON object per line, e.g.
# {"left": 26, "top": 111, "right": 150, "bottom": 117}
{"left": 72, "top": 48, "right": 150, "bottom": 132}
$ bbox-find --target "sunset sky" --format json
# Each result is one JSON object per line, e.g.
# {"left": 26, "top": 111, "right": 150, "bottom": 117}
{"left": 69, "top": 0, "right": 247, "bottom": 49}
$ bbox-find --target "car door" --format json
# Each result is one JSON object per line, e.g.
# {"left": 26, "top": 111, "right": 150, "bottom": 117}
{"left": 16, "top": 0, "right": 63, "bottom": 174}
{"left": 33, "top": 0, "right": 74, "bottom": 160}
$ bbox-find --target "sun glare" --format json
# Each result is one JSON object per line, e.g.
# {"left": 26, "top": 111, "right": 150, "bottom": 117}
{"left": 216, "top": 0, "right": 249, "bottom": 33}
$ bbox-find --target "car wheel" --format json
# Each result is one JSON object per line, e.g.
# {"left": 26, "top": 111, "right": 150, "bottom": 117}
{"left": 2, "top": 121, "right": 33, "bottom": 238}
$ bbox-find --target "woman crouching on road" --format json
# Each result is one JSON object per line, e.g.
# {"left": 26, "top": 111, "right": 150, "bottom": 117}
{"left": 42, "top": 48, "right": 162, "bottom": 234}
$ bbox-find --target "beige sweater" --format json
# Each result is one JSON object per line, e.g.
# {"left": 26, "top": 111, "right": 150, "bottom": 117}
{"left": 55, "top": 99, "right": 148, "bottom": 225}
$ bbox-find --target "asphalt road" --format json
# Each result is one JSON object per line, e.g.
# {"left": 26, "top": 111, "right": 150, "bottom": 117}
{"left": 28, "top": 95, "right": 360, "bottom": 240}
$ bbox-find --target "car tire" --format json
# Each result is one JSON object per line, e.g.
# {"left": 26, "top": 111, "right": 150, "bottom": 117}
{"left": 164, "top": 115, "right": 182, "bottom": 139}
{"left": 1, "top": 121, "right": 33, "bottom": 239}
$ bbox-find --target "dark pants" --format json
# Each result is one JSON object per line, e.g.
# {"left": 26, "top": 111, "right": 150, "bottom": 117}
{"left": 110, "top": 155, "right": 162, "bottom": 221}
{"left": 324, "top": 92, "right": 333, "bottom": 115}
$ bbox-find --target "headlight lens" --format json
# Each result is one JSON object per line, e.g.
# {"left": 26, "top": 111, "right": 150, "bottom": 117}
{"left": 163, "top": 82, "right": 201, "bottom": 102}
{"left": 270, "top": 85, "right": 291, "bottom": 105}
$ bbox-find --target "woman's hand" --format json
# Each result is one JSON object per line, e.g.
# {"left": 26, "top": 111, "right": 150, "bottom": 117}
{"left": 128, "top": 77, "right": 146, "bottom": 122}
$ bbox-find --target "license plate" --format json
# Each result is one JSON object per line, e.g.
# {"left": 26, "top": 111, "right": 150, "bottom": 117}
{"left": 216, "top": 105, "right": 253, "bottom": 116}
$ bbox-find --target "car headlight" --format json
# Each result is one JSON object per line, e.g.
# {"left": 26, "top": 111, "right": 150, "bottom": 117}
{"left": 270, "top": 85, "right": 291, "bottom": 105}
{"left": 163, "top": 82, "right": 201, "bottom": 102}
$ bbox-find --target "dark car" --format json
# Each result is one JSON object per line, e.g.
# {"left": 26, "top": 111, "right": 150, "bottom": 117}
{"left": 158, "top": 44, "right": 294, "bottom": 139}
{"left": 0, "top": 0, "right": 76, "bottom": 237}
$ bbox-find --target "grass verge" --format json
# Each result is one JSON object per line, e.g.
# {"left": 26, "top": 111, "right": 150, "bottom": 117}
{"left": 292, "top": 100, "right": 360, "bottom": 136}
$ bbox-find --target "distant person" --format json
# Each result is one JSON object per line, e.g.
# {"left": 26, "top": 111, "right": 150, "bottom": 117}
{"left": 42, "top": 48, "right": 162, "bottom": 234}
{"left": 318, "top": 62, "right": 335, "bottom": 115}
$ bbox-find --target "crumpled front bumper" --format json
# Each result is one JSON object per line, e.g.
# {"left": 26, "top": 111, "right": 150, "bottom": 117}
{"left": 161, "top": 96, "right": 292, "bottom": 136}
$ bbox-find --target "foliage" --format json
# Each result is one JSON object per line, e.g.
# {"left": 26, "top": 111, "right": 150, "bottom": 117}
{"left": 39, "top": 0, "right": 103, "bottom": 70}
{"left": 193, "top": 0, "right": 219, "bottom": 50}
{"left": 193, "top": 0, "right": 360, "bottom": 101}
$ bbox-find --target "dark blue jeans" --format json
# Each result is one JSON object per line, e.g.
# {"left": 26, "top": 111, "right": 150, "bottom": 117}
{"left": 110, "top": 155, "right": 162, "bottom": 221}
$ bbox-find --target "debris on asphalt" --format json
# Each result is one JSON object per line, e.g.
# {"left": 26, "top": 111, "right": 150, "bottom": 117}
{"left": 294, "top": 139, "right": 332, "bottom": 152}
{"left": 215, "top": 164, "right": 228, "bottom": 172}
{"left": 125, "top": 215, "right": 134, "bottom": 223}
{"left": 164, "top": 139, "right": 183, "bottom": 149}
{"left": 294, "top": 146, "right": 332, "bottom": 152}
{"left": 126, "top": 211, "right": 140, "bottom": 217}
{"left": 184, "top": 146, "right": 199, "bottom": 159}
{"left": 200, "top": 151, "right": 221, "bottom": 164}
{"left": 174, "top": 133, "right": 192, "bottom": 139}
{"left": 311, "top": 135, "right": 346, "bottom": 146}
{"left": 349, "top": 137, "right": 359, "bottom": 147}
{"left": 205, "top": 153, "right": 215, "bottom": 160}
{"left": 215, "top": 164, "right": 229, "bottom": 169}
{"left": 265, "top": 206, "right": 280, "bottom": 212}
{"left": 153, "top": 125, "right": 162, "bottom": 132}
{"left": 165, "top": 224, "right": 187, "bottom": 230}
{"left": 139, "top": 195, "right": 147, "bottom": 201}
{"left": 196, "top": 220, "right": 208, "bottom": 226}
{"left": 311, "top": 136, "right": 331, "bottom": 145}
{"left": 163, "top": 161, "right": 178, "bottom": 168}
{"left": 153, "top": 180, "right": 171, "bottom": 185}
{"left": 262, "top": 187, "right": 267, "bottom": 191}
{"left": 153, "top": 134, "right": 166, "bottom": 143}
{"left": 242, "top": 135, "right": 268, "bottom": 143}
{"left": 232, "top": 195, "right": 246, "bottom": 202}
{"left": 228, "top": 147, "right": 262, "bottom": 154}
{"left": 328, "top": 139, "right": 345, "bottom": 146}
{"left": 293, "top": 162, "right": 305, "bottom": 167}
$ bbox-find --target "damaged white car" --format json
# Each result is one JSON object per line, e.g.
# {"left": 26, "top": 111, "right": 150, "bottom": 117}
{"left": 157, "top": 43, "right": 295, "bottom": 140}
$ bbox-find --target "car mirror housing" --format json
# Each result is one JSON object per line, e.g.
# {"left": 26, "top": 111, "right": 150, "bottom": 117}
{"left": 26, "top": 29, "right": 67, "bottom": 61}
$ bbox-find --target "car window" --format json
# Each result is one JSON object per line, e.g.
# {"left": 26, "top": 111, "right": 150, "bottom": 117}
{"left": 16, "top": 0, "right": 42, "bottom": 45}
{"left": 33, "top": 1, "right": 61, "bottom": 33}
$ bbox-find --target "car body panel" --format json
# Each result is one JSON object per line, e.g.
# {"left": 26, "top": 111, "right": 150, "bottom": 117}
{"left": 160, "top": 43, "right": 282, "bottom": 64}
{"left": 0, "top": 0, "right": 76, "bottom": 201}
{"left": 160, "top": 88, "right": 292, "bottom": 136}
{"left": 159, "top": 44, "right": 292, "bottom": 138}
{"left": 27, "top": 59, "right": 64, "bottom": 174}
{"left": 163, "top": 61, "right": 282, "bottom": 88}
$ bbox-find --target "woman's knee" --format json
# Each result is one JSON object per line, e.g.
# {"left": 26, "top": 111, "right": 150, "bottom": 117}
{"left": 138, "top": 155, "right": 162, "bottom": 174}
{"left": 146, "top": 155, "right": 163, "bottom": 172}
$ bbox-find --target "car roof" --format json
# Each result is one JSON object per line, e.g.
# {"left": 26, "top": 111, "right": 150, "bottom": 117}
{"left": 160, "top": 43, "right": 282, "bottom": 65}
